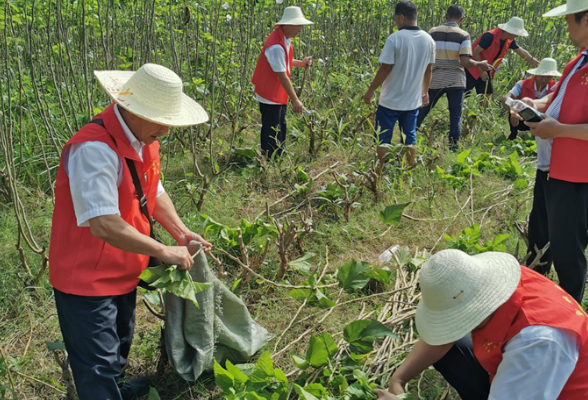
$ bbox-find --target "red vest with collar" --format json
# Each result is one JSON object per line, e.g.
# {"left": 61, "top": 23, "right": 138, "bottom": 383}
{"left": 251, "top": 27, "right": 294, "bottom": 105}
{"left": 468, "top": 28, "right": 512, "bottom": 80}
{"left": 49, "top": 103, "right": 161, "bottom": 296}
{"left": 548, "top": 50, "right": 588, "bottom": 182}
{"left": 518, "top": 77, "right": 556, "bottom": 100}
{"left": 472, "top": 266, "right": 588, "bottom": 399}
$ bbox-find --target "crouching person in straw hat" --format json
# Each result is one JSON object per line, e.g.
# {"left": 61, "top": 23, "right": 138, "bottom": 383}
{"left": 466, "top": 17, "right": 540, "bottom": 98}
{"left": 251, "top": 6, "right": 312, "bottom": 159}
{"left": 375, "top": 249, "right": 588, "bottom": 400}
{"left": 500, "top": 57, "right": 560, "bottom": 140}
{"left": 49, "top": 63, "right": 211, "bottom": 400}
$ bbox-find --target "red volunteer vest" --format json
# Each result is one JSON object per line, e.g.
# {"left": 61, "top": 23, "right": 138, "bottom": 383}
{"left": 49, "top": 103, "right": 161, "bottom": 296}
{"left": 468, "top": 28, "right": 512, "bottom": 80}
{"left": 472, "top": 267, "right": 588, "bottom": 399}
{"left": 251, "top": 27, "right": 294, "bottom": 105}
{"left": 517, "top": 77, "right": 556, "bottom": 100}
{"left": 548, "top": 50, "right": 588, "bottom": 183}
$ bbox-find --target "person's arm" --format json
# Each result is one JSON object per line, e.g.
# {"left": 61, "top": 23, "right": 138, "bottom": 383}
{"left": 276, "top": 72, "right": 303, "bottom": 113}
{"left": 88, "top": 215, "right": 195, "bottom": 269}
{"left": 526, "top": 117, "right": 588, "bottom": 141}
{"left": 363, "top": 63, "right": 393, "bottom": 104}
{"left": 292, "top": 57, "right": 311, "bottom": 68}
{"left": 487, "top": 326, "right": 578, "bottom": 400}
{"left": 388, "top": 339, "right": 454, "bottom": 394}
{"left": 513, "top": 47, "right": 540, "bottom": 67}
{"left": 421, "top": 64, "right": 433, "bottom": 106}
{"left": 152, "top": 192, "right": 211, "bottom": 249}
{"left": 460, "top": 56, "right": 493, "bottom": 71}
{"left": 521, "top": 92, "right": 554, "bottom": 112}
{"left": 471, "top": 46, "right": 490, "bottom": 81}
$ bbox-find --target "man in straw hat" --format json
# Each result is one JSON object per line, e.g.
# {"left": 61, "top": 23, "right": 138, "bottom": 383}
{"left": 363, "top": 0, "right": 436, "bottom": 168}
{"left": 375, "top": 249, "right": 588, "bottom": 400}
{"left": 251, "top": 6, "right": 312, "bottom": 159}
{"left": 466, "top": 17, "right": 540, "bottom": 97}
{"left": 500, "top": 57, "right": 560, "bottom": 140}
{"left": 520, "top": 0, "right": 588, "bottom": 305}
{"left": 49, "top": 63, "right": 211, "bottom": 400}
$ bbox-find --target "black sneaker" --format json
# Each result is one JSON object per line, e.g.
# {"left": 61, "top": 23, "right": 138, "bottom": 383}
{"left": 119, "top": 377, "right": 153, "bottom": 400}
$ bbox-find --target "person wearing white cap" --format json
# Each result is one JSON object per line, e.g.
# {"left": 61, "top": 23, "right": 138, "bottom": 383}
{"left": 465, "top": 17, "right": 540, "bottom": 97}
{"left": 519, "top": 0, "right": 588, "bottom": 305}
{"left": 251, "top": 6, "right": 312, "bottom": 158}
{"left": 501, "top": 57, "right": 561, "bottom": 139}
{"left": 375, "top": 249, "right": 588, "bottom": 400}
{"left": 49, "top": 63, "right": 210, "bottom": 400}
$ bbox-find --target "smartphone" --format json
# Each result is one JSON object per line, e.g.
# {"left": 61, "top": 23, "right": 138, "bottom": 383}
{"left": 519, "top": 107, "right": 544, "bottom": 123}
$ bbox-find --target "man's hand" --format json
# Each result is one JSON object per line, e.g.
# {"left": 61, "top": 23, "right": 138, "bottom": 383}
{"left": 421, "top": 93, "right": 429, "bottom": 108}
{"left": 388, "top": 377, "right": 406, "bottom": 395}
{"left": 478, "top": 61, "right": 494, "bottom": 72}
{"left": 526, "top": 115, "right": 562, "bottom": 139}
{"left": 178, "top": 232, "right": 212, "bottom": 251}
{"left": 302, "top": 56, "right": 312, "bottom": 68}
{"left": 510, "top": 111, "right": 522, "bottom": 126}
{"left": 364, "top": 90, "right": 374, "bottom": 105}
{"left": 160, "top": 245, "right": 194, "bottom": 270}
{"left": 292, "top": 99, "right": 304, "bottom": 113}
{"left": 373, "top": 389, "right": 401, "bottom": 400}
{"left": 520, "top": 97, "right": 537, "bottom": 108}
{"left": 480, "top": 70, "right": 489, "bottom": 81}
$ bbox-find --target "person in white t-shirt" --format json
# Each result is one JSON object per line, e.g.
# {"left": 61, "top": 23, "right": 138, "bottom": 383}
{"left": 251, "top": 7, "right": 312, "bottom": 158}
{"left": 363, "top": 1, "right": 435, "bottom": 168}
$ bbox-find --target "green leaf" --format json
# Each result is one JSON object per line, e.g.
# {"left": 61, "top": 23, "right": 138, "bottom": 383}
{"left": 337, "top": 261, "right": 372, "bottom": 293}
{"left": 297, "top": 166, "right": 310, "bottom": 182}
{"left": 148, "top": 387, "right": 162, "bottom": 400}
{"left": 292, "top": 355, "right": 309, "bottom": 370}
{"left": 213, "top": 360, "right": 235, "bottom": 393}
{"left": 138, "top": 265, "right": 167, "bottom": 284}
{"left": 315, "top": 290, "right": 336, "bottom": 309}
{"left": 274, "top": 367, "right": 289, "bottom": 384}
{"left": 306, "top": 335, "right": 329, "bottom": 368}
{"left": 289, "top": 253, "right": 316, "bottom": 275}
{"left": 250, "top": 351, "right": 274, "bottom": 382}
{"left": 225, "top": 360, "right": 249, "bottom": 384}
{"left": 294, "top": 384, "right": 320, "bottom": 400}
{"left": 379, "top": 203, "right": 409, "bottom": 226}
{"left": 343, "top": 320, "right": 397, "bottom": 354}
{"left": 456, "top": 149, "right": 471, "bottom": 165}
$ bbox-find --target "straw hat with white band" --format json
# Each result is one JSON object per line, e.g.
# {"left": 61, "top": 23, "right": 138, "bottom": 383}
{"left": 498, "top": 17, "right": 529, "bottom": 37}
{"left": 94, "top": 63, "right": 208, "bottom": 127}
{"left": 275, "top": 6, "right": 313, "bottom": 26}
{"left": 544, "top": 0, "right": 588, "bottom": 17}
{"left": 415, "top": 249, "right": 521, "bottom": 346}
{"left": 527, "top": 57, "right": 562, "bottom": 77}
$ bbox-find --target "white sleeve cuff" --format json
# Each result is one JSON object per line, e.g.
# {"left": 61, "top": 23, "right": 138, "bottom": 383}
{"left": 156, "top": 180, "right": 166, "bottom": 198}
{"left": 77, "top": 206, "right": 121, "bottom": 227}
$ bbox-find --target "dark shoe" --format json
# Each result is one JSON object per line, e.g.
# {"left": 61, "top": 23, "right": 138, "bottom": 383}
{"left": 119, "top": 377, "right": 153, "bottom": 400}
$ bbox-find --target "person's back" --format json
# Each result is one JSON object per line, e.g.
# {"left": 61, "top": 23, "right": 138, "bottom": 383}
{"left": 428, "top": 23, "right": 471, "bottom": 89}
{"left": 380, "top": 28, "right": 436, "bottom": 111}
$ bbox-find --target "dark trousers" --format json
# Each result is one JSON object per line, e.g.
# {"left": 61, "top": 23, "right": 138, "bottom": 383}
{"left": 465, "top": 69, "right": 493, "bottom": 95}
{"left": 417, "top": 87, "right": 465, "bottom": 144}
{"left": 526, "top": 171, "right": 588, "bottom": 303}
{"left": 54, "top": 288, "right": 137, "bottom": 400}
{"left": 507, "top": 115, "right": 530, "bottom": 140}
{"left": 433, "top": 336, "right": 490, "bottom": 400}
{"left": 259, "top": 102, "right": 287, "bottom": 159}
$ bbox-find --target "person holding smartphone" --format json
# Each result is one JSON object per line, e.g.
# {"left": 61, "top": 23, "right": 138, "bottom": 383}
{"left": 514, "top": 0, "right": 588, "bottom": 304}
{"left": 500, "top": 58, "right": 560, "bottom": 139}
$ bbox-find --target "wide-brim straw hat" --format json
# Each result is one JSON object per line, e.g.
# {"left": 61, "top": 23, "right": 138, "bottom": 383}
{"left": 415, "top": 250, "right": 521, "bottom": 346}
{"left": 544, "top": 0, "right": 588, "bottom": 17}
{"left": 498, "top": 17, "right": 529, "bottom": 37}
{"left": 527, "top": 57, "right": 562, "bottom": 77}
{"left": 94, "top": 63, "right": 208, "bottom": 127}
{"left": 275, "top": 6, "right": 313, "bottom": 26}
